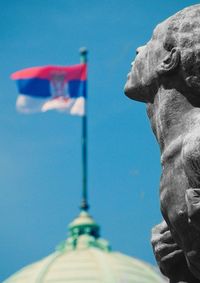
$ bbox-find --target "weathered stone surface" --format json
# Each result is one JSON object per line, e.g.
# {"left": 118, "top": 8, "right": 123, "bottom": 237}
{"left": 125, "top": 4, "right": 200, "bottom": 283}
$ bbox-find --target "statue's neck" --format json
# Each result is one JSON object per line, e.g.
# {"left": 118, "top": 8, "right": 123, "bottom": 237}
{"left": 146, "top": 87, "right": 193, "bottom": 152}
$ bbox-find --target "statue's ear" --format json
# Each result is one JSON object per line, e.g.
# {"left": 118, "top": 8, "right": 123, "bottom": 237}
{"left": 158, "top": 47, "right": 180, "bottom": 74}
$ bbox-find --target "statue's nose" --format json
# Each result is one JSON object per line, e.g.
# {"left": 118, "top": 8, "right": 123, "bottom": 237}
{"left": 136, "top": 45, "right": 146, "bottom": 55}
{"left": 131, "top": 46, "right": 146, "bottom": 67}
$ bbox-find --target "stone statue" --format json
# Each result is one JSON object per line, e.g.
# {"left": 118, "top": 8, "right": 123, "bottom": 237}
{"left": 124, "top": 4, "right": 200, "bottom": 283}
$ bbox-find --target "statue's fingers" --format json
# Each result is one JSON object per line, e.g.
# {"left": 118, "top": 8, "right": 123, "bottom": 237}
{"left": 151, "top": 233, "right": 170, "bottom": 247}
{"left": 151, "top": 224, "right": 174, "bottom": 248}
{"left": 151, "top": 220, "right": 169, "bottom": 235}
{"left": 158, "top": 249, "right": 185, "bottom": 277}
{"left": 151, "top": 231, "right": 171, "bottom": 247}
{"left": 159, "top": 220, "right": 169, "bottom": 233}
{"left": 159, "top": 250, "right": 187, "bottom": 278}
{"left": 151, "top": 234, "right": 161, "bottom": 247}
{"left": 154, "top": 243, "right": 182, "bottom": 261}
{"left": 159, "top": 230, "right": 176, "bottom": 244}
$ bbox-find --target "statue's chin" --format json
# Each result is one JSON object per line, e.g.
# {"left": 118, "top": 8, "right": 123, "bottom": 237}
{"left": 124, "top": 83, "right": 147, "bottom": 103}
{"left": 124, "top": 79, "right": 137, "bottom": 98}
{"left": 124, "top": 81, "right": 131, "bottom": 96}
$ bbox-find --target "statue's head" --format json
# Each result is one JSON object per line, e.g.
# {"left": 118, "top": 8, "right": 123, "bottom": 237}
{"left": 124, "top": 4, "right": 200, "bottom": 103}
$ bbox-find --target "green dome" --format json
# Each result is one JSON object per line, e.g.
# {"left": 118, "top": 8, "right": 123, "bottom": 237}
{"left": 4, "top": 211, "right": 166, "bottom": 283}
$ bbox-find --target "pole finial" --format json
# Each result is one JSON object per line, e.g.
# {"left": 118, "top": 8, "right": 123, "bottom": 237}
{"left": 80, "top": 199, "right": 89, "bottom": 211}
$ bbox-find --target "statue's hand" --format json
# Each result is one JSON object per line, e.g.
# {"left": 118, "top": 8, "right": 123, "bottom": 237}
{"left": 186, "top": 188, "right": 200, "bottom": 230}
{"left": 151, "top": 220, "right": 184, "bottom": 277}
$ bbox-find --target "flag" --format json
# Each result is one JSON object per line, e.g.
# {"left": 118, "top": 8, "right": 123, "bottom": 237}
{"left": 11, "top": 64, "right": 87, "bottom": 116}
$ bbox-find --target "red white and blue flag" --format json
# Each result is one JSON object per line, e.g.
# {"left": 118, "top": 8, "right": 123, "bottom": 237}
{"left": 11, "top": 64, "right": 87, "bottom": 116}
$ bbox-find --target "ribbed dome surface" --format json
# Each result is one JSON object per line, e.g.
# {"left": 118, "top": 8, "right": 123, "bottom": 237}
{"left": 4, "top": 211, "right": 166, "bottom": 283}
{"left": 4, "top": 247, "right": 165, "bottom": 283}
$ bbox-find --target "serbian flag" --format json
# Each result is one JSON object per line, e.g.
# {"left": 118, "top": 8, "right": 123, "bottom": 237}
{"left": 11, "top": 64, "right": 87, "bottom": 116}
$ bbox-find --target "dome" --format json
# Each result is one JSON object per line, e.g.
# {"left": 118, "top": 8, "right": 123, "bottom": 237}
{"left": 4, "top": 211, "right": 166, "bottom": 283}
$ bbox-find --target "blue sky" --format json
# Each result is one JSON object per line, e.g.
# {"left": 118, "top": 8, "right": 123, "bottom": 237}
{"left": 1, "top": 0, "right": 199, "bottom": 281}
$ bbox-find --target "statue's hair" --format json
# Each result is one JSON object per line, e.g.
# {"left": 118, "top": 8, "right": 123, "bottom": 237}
{"left": 162, "top": 4, "right": 200, "bottom": 89}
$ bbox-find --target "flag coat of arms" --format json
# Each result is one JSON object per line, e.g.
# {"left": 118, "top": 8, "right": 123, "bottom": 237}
{"left": 11, "top": 64, "right": 87, "bottom": 116}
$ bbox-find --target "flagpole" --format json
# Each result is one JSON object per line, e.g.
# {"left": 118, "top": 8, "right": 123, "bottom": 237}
{"left": 80, "top": 47, "right": 89, "bottom": 211}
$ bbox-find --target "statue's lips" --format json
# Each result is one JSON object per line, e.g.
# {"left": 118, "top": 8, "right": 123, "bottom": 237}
{"left": 124, "top": 78, "right": 132, "bottom": 97}
{"left": 124, "top": 73, "right": 131, "bottom": 93}
{"left": 127, "top": 70, "right": 134, "bottom": 82}
{"left": 127, "top": 72, "right": 131, "bottom": 79}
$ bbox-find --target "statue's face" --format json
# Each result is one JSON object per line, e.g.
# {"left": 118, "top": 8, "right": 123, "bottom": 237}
{"left": 124, "top": 22, "right": 169, "bottom": 102}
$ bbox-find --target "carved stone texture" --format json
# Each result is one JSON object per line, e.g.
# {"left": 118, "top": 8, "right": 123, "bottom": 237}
{"left": 125, "top": 4, "right": 200, "bottom": 283}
